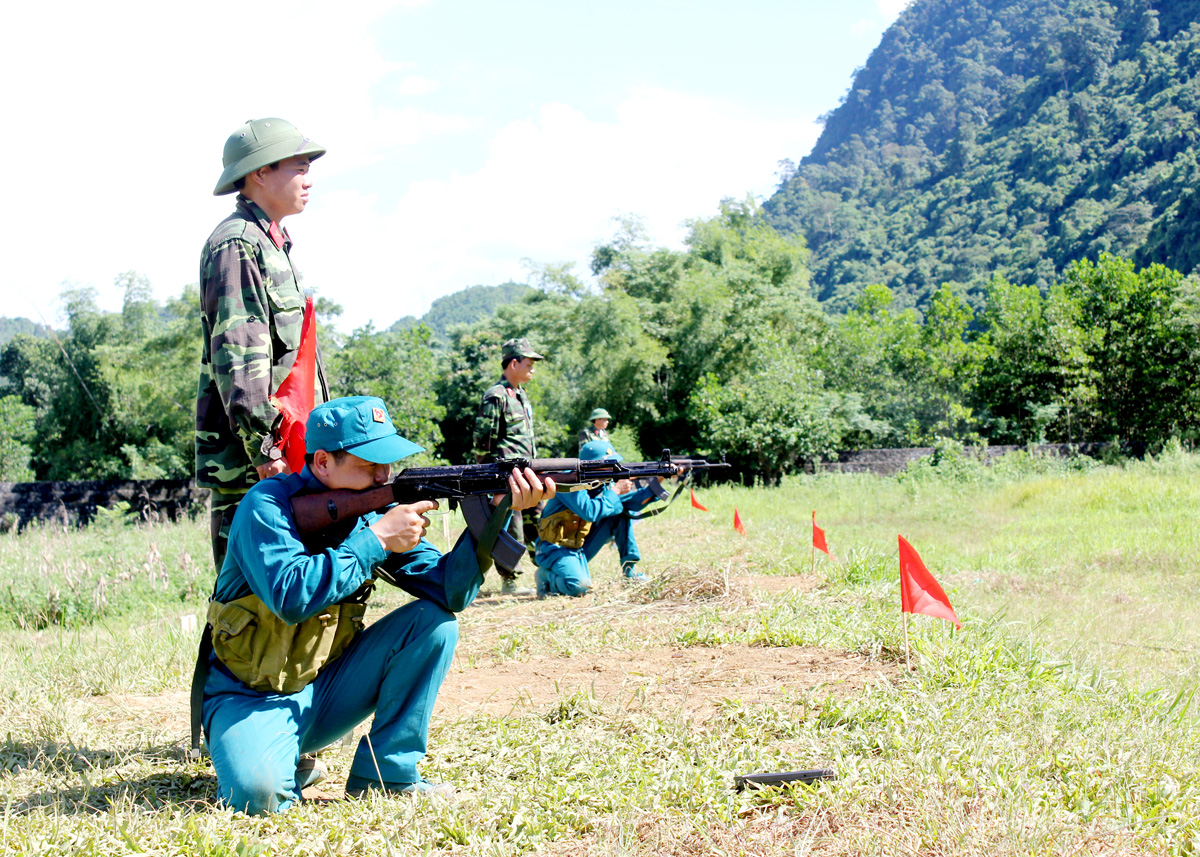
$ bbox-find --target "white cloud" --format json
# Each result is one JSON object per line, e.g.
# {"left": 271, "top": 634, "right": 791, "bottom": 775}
{"left": 874, "top": 0, "right": 912, "bottom": 17}
{"left": 396, "top": 75, "right": 439, "bottom": 97}
{"left": 0, "top": 0, "right": 423, "bottom": 317}
{"left": 299, "top": 89, "right": 821, "bottom": 330}
{"left": 851, "top": 0, "right": 909, "bottom": 37}
{"left": 0, "top": 0, "right": 823, "bottom": 334}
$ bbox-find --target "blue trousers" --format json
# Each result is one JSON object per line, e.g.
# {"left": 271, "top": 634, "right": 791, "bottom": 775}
{"left": 535, "top": 514, "right": 640, "bottom": 597}
{"left": 202, "top": 599, "right": 457, "bottom": 814}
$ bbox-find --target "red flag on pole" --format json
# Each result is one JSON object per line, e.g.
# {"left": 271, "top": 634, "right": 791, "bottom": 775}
{"left": 898, "top": 536, "right": 961, "bottom": 628}
{"left": 812, "top": 511, "right": 830, "bottom": 556}
{"left": 269, "top": 296, "right": 318, "bottom": 475}
{"left": 690, "top": 489, "right": 709, "bottom": 512}
{"left": 733, "top": 507, "right": 746, "bottom": 536}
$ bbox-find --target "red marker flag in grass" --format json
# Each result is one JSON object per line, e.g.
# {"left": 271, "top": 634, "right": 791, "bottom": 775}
{"left": 269, "top": 295, "right": 318, "bottom": 475}
{"left": 733, "top": 507, "right": 746, "bottom": 536}
{"left": 690, "top": 489, "right": 709, "bottom": 512}
{"left": 898, "top": 535, "right": 961, "bottom": 628}
{"left": 812, "top": 511, "right": 830, "bottom": 556}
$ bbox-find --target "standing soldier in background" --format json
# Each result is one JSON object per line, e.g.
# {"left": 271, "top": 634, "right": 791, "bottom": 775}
{"left": 472, "top": 337, "right": 544, "bottom": 596}
{"left": 196, "top": 118, "right": 329, "bottom": 572}
{"left": 577, "top": 408, "right": 611, "bottom": 450}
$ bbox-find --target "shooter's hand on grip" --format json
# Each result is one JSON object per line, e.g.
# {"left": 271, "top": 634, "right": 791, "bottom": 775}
{"left": 370, "top": 500, "right": 439, "bottom": 553}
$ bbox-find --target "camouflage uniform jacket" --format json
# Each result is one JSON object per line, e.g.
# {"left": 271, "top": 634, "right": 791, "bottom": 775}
{"left": 577, "top": 426, "right": 610, "bottom": 450}
{"left": 196, "top": 195, "right": 329, "bottom": 494}
{"left": 472, "top": 378, "right": 535, "bottom": 462}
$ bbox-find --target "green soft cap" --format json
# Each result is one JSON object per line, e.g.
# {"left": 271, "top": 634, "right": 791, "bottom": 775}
{"left": 213, "top": 118, "right": 326, "bottom": 196}
{"left": 501, "top": 337, "right": 544, "bottom": 361}
{"left": 305, "top": 396, "right": 423, "bottom": 464}
{"left": 580, "top": 440, "right": 622, "bottom": 462}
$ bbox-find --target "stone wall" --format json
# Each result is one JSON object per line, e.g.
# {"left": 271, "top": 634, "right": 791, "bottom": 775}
{"left": 0, "top": 479, "right": 206, "bottom": 530}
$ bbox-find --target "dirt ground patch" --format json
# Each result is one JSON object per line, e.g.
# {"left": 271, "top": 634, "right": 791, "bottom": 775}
{"left": 93, "top": 575, "right": 869, "bottom": 778}
{"left": 92, "top": 689, "right": 191, "bottom": 739}
{"left": 438, "top": 643, "right": 887, "bottom": 722}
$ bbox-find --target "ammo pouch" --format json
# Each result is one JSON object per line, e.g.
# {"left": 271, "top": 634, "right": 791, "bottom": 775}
{"left": 206, "top": 590, "right": 370, "bottom": 694}
{"left": 537, "top": 508, "right": 592, "bottom": 549}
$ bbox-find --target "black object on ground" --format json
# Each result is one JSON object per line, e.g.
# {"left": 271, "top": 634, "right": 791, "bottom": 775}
{"left": 734, "top": 769, "right": 836, "bottom": 791}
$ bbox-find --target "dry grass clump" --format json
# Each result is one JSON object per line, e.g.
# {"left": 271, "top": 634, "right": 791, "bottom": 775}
{"left": 626, "top": 562, "right": 741, "bottom": 604}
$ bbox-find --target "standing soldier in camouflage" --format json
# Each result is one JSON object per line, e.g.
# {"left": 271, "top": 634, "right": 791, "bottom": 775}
{"left": 472, "top": 337, "right": 543, "bottom": 596}
{"left": 197, "top": 118, "right": 330, "bottom": 572}
{"left": 577, "top": 408, "right": 611, "bottom": 450}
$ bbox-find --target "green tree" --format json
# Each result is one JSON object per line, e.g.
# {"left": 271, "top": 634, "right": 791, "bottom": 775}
{"left": 688, "top": 348, "right": 884, "bottom": 484}
{"left": 0, "top": 278, "right": 201, "bottom": 480}
{"left": 817, "top": 284, "right": 925, "bottom": 444}
{"left": 0, "top": 395, "right": 35, "bottom": 481}
{"left": 1054, "top": 254, "right": 1198, "bottom": 444}
{"left": 433, "top": 325, "right": 521, "bottom": 465}
{"left": 973, "top": 276, "right": 1058, "bottom": 442}
{"left": 326, "top": 323, "right": 445, "bottom": 460}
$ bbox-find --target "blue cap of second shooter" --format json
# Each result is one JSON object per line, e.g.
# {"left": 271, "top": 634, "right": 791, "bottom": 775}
{"left": 305, "top": 396, "right": 424, "bottom": 464}
{"left": 580, "top": 439, "right": 622, "bottom": 462}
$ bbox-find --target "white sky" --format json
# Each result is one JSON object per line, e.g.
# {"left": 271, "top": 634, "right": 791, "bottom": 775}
{"left": 0, "top": 0, "right": 908, "bottom": 332}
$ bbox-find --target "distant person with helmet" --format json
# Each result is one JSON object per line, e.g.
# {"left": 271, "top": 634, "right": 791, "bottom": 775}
{"left": 577, "top": 408, "right": 611, "bottom": 450}
{"left": 197, "top": 117, "right": 329, "bottom": 572}
{"left": 471, "top": 336, "right": 544, "bottom": 596}
{"left": 534, "top": 439, "right": 667, "bottom": 597}
{"left": 201, "top": 396, "right": 554, "bottom": 813}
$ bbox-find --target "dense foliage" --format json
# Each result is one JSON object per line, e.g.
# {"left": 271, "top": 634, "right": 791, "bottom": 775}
{"left": 3, "top": 203, "right": 1199, "bottom": 485}
{"left": 765, "top": 0, "right": 1200, "bottom": 309}
{"left": 3, "top": 214, "right": 1199, "bottom": 486}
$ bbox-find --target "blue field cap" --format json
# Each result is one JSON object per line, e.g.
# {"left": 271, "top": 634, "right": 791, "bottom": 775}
{"left": 305, "top": 396, "right": 424, "bottom": 463}
{"left": 580, "top": 439, "right": 622, "bottom": 462}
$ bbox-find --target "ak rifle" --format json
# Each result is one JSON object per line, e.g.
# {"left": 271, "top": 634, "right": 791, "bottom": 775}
{"left": 291, "top": 451, "right": 727, "bottom": 574}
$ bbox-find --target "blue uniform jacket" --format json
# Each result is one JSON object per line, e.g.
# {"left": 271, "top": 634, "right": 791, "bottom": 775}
{"left": 214, "top": 468, "right": 489, "bottom": 622}
{"left": 540, "top": 482, "right": 657, "bottom": 525}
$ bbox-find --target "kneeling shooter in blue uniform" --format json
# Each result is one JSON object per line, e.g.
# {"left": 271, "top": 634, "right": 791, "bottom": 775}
{"left": 202, "top": 396, "right": 553, "bottom": 814}
{"left": 534, "top": 440, "right": 665, "bottom": 597}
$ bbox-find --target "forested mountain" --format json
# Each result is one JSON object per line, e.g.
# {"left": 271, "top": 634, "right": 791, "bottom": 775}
{"left": 0, "top": 317, "right": 52, "bottom": 347}
{"left": 388, "top": 282, "right": 536, "bottom": 342}
{"left": 765, "top": 0, "right": 1200, "bottom": 309}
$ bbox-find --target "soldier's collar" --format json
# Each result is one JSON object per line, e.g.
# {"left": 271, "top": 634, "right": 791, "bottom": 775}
{"left": 237, "top": 194, "right": 290, "bottom": 250}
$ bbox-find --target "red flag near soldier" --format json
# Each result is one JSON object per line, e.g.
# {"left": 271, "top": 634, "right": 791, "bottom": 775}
{"left": 269, "top": 296, "right": 318, "bottom": 476}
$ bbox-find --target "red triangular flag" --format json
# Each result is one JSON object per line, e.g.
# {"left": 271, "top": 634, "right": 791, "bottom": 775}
{"left": 812, "top": 511, "right": 830, "bottom": 556}
{"left": 269, "top": 296, "right": 318, "bottom": 475}
{"left": 733, "top": 507, "right": 746, "bottom": 536}
{"left": 898, "top": 536, "right": 961, "bottom": 628}
{"left": 690, "top": 488, "right": 709, "bottom": 512}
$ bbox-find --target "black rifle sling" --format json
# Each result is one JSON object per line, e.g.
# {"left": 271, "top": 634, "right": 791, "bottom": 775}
{"left": 188, "top": 623, "right": 212, "bottom": 759}
{"left": 625, "top": 474, "right": 690, "bottom": 520}
{"left": 475, "top": 494, "right": 512, "bottom": 574}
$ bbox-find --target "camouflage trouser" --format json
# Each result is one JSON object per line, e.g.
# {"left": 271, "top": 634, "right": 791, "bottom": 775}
{"left": 208, "top": 489, "right": 245, "bottom": 573}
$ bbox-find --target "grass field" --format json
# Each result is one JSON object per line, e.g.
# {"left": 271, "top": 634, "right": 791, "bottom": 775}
{"left": 0, "top": 449, "right": 1197, "bottom": 855}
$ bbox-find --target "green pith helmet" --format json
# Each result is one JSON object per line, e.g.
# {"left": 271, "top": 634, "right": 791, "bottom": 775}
{"left": 213, "top": 118, "right": 326, "bottom": 196}
{"left": 588, "top": 408, "right": 611, "bottom": 422}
